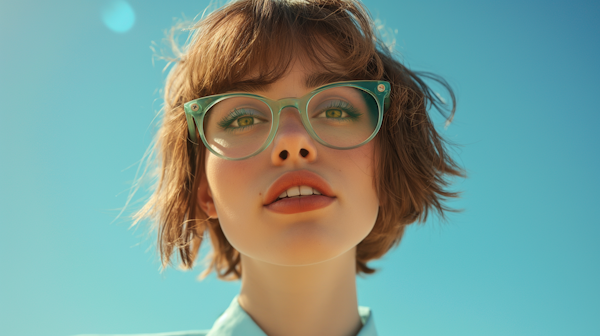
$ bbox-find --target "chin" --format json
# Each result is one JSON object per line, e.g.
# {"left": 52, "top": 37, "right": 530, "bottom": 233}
{"left": 260, "top": 224, "right": 362, "bottom": 266}
{"left": 225, "top": 225, "right": 352, "bottom": 267}
{"left": 221, "top": 208, "right": 377, "bottom": 267}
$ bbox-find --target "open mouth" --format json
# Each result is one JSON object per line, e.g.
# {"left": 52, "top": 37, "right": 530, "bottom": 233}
{"left": 263, "top": 170, "right": 336, "bottom": 213}
{"left": 273, "top": 185, "right": 322, "bottom": 203}
{"left": 266, "top": 185, "right": 334, "bottom": 214}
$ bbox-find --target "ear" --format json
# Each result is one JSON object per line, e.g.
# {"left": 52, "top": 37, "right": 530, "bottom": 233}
{"left": 198, "top": 174, "right": 218, "bottom": 219}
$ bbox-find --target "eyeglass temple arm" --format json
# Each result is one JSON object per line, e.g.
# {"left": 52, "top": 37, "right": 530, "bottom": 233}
{"left": 383, "top": 91, "right": 391, "bottom": 112}
{"left": 185, "top": 113, "right": 199, "bottom": 143}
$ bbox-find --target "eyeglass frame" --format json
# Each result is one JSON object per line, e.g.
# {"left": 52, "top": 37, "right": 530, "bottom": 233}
{"left": 183, "top": 80, "right": 391, "bottom": 161}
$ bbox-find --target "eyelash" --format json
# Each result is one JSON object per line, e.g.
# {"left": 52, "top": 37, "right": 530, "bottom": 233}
{"left": 217, "top": 108, "right": 264, "bottom": 131}
{"left": 314, "top": 101, "right": 362, "bottom": 121}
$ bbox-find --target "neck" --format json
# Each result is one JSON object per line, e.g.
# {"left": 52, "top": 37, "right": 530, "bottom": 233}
{"left": 238, "top": 247, "right": 363, "bottom": 336}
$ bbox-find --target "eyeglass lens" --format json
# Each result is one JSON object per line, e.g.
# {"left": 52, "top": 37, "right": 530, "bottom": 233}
{"left": 202, "top": 86, "right": 379, "bottom": 159}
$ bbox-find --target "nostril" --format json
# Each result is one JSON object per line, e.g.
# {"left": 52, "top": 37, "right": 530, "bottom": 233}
{"left": 300, "top": 148, "right": 309, "bottom": 158}
{"left": 279, "top": 150, "right": 289, "bottom": 160}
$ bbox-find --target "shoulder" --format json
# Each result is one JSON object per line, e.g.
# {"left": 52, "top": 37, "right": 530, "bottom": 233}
{"left": 72, "top": 331, "right": 209, "bottom": 336}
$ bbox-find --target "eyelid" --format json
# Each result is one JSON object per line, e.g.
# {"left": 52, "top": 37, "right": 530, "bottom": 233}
{"left": 218, "top": 108, "right": 264, "bottom": 128}
{"left": 217, "top": 108, "right": 256, "bottom": 128}
{"left": 311, "top": 100, "right": 358, "bottom": 116}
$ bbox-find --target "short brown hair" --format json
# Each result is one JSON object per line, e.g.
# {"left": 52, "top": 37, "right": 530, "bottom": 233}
{"left": 135, "top": 0, "right": 465, "bottom": 280}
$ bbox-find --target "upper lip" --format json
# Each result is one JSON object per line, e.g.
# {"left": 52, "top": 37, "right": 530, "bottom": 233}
{"left": 263, "top": 170, "right": 335, "bottom": 205}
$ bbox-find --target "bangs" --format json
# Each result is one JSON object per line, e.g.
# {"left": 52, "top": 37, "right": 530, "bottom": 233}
{"left": 185, "top": 0, "right": 384, "bottom": 98}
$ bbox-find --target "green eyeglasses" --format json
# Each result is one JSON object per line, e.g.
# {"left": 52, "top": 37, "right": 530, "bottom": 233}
{"left": 183, "top": 80, "right": 391, "bottom": 161}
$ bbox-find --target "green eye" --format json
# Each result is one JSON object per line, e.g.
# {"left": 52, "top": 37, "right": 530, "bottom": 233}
{"left": 237, "top": 116, "right": 254, "bottom": 126}
{"left": 218, "top": 108, "right": 268, "bottom": 131}
{"left": 325, "top": 109, "right": 343, "bottom": 118}
{"left": 314, "top": 101, "right": 361, "bottom": 121}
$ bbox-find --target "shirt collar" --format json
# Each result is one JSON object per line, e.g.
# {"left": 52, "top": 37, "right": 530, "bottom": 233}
{"left": 206, "top": 296, "right": 377, "bottom": 336}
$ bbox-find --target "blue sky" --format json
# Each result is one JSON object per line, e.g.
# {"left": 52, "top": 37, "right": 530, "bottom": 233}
{"left": 0, "top": 0, "right": 598, "bottom": 335}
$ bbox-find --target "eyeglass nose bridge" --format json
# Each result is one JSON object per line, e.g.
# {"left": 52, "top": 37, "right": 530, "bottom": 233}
{"left": 269, "top": 97, "right": 319, "bottom": 143}
{"left": 274, "top": 98, "right": 304, "bottom": 114}
{"left": 271, "top": 97, "right": 313, "bottom": 130}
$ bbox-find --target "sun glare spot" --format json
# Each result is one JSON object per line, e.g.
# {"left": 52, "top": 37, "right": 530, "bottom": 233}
{"left": 102, "top": 0, "right": 136, "bottom": 33}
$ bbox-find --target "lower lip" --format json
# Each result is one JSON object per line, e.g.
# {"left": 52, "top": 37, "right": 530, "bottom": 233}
{"left": 265, "top": 195, "right": 335, "bottom": 214}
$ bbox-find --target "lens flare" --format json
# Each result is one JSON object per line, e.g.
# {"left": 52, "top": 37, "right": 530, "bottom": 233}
{"left": 102, "top": 0, "right": 135, "bottom": 33}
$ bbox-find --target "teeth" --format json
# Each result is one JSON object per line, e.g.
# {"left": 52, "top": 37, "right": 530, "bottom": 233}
{"left": 300, "top": 186, "right": 312, "bottom": 196}
{"left": 287, "top": 186, "right": 300, "bottom": 197}
{"left": 277, "top": 185, "right": 323, "bottom": 199}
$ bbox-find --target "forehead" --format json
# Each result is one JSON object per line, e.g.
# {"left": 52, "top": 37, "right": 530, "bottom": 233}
{"left": 227, "top": 55, "right": 351, "bottom": 95}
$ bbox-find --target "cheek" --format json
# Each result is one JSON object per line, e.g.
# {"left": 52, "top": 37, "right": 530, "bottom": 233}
{"left": 339, "top": 141, "right": 378, "bottom": 195}
{"left": 205, "top": 156, "right": 254, "bottom": 214}
{"left": 328, "top": 141, "right": 379, "bottom": 239}
{"left": 337, "top": 142, "right": 380, "bottom": 232}
{"left": 204, "top": 154, "right": 266, "bottom": 250}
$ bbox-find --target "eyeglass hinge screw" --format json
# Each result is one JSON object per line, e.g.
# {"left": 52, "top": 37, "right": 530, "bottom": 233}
{"left": 191, "top": 103, "right": 199, "bottom": 112}
{"left": 377, "top": 84, "right": 385, "bottom": 92}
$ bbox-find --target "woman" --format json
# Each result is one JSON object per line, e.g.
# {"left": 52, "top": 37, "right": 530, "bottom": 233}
{"left": 105, "top": 0, "right": 464, "bottom": 335}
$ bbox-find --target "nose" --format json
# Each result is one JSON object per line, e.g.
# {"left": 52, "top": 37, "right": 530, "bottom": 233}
{"left": 270, "top": 108, "right": 317, "bottom": 165}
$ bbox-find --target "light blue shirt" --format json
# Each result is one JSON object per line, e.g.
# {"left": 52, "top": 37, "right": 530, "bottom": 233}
{"left": 76, "top": 296, "right": 377, "bottom": 336}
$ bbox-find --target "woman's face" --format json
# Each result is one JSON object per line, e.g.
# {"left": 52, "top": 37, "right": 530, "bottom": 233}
{"left": 199, "top": 59, "right": 380, "bottom": 266}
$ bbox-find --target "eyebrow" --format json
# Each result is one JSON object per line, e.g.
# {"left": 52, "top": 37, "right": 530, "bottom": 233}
{"left": 225, "top": 81, "right": 271, "bottom": 93}
{"left": 304, "top": 72, "right": 353, "bottom": 89}
{"left": 226, "top": 72, "right": 352, "bottom": 94}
